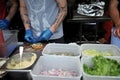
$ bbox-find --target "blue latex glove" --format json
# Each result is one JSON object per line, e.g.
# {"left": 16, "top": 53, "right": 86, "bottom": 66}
{"left": 38, "top": 28, "right": 53, "bottom": 41}
{"left": 0, "top": 19, "right": 10, "bottom": 29}
{"left": 24, "top": 29, "right": 36, "bottom": 43}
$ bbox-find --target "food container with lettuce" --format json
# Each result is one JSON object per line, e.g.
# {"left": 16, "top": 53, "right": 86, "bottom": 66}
{"left": 82, "top": 56, "right": 120, "bottom": 80}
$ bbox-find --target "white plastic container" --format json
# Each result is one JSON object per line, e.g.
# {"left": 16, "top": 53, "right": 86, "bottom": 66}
{"left": 81, "top": 56, "right": 120, "bottom": 80}
{"left": 0, "top": 30, "right": 18, "bottom": 57}
{"left": 42, "top": 43, "right": 81, "bottom": 58}
{"left": 30, "top": 56, "right": 82, "bottom": 80}
{"left": 81, "top": 44, "right": 120, "bottom": 57}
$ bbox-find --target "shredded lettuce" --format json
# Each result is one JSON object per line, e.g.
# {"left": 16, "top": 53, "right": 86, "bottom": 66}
{"left": 84, "top": 56, "right": 120, "bottom": 76}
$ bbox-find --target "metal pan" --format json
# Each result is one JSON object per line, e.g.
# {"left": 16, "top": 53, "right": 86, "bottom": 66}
{"left": 0, "top": 58, "right": 9, "bottom": 78}
{"left": 5, "top": 52, "right": 37, "bottom": 72}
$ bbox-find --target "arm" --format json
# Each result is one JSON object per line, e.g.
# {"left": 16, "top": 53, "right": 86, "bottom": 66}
{"left": 109, "top": 0, "right": 120, "bottom": 27}
{"left": 50, "top": 0, "right": 67, "bottom": 33}
{"left": 37, "top": 0, "right": 67, "bottom": 41}
{"left": 19, "top": 0, "right": 36, "bottom": 43}
{"left": 109, "top": 0, "right": 120, "bottom": 37}
{"left": 0, "top": 0, "right": 18, "bottom": 29}
{"left": 19, "top": 0, "right": 30, "bottom": 30}
{"left": 6, "top": 0, "right": 18, "bottom": 21}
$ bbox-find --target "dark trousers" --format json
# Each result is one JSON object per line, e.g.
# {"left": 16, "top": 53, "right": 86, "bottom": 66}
{"left": 40, "top": 37, "right": 65, "bottom": 43}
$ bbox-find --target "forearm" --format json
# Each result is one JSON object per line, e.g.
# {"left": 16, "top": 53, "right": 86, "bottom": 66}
{"left": 50, "top": 0, "right": 67, "bottom": 32}
{"left": 20, "top": 0, "right": 30, "bottom": 30}
{"left": 109, "top": 0, "right": 120, "bottom": 26}
{"left": 6, "top": 0, "right": 18, "bottom": 21}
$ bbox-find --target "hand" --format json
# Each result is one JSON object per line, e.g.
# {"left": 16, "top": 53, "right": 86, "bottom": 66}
{"left": 24, "top": 29, "right": 36, "bottom": 43}
{"left": 113, "top": 27, "right": 120, "bottom": 38}
{"left": 114, "top": 20, "right": 120, "bottom": 38}
{"left": 0, "top": 19, "right": 10, "bottom": 29}
{"left": 37, "top": 28, "right": 53, "bottom": 41}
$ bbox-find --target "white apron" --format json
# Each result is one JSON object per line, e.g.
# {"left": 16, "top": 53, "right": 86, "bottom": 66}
{"left": 25, "top": 0, "right": 63, "bottom": 39}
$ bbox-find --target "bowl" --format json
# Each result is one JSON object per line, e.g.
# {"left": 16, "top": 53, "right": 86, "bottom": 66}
{"left": 6, "top": 52, "right": 37, "bottom": 70}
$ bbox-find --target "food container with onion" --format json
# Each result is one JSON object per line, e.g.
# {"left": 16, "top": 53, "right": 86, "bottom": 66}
{"left": 30, "top": 56, "right": 82, "bottom": 80}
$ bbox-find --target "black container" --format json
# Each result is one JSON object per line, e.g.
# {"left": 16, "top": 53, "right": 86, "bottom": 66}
{"left": 3, "top": 72, "right": 32, "bottom": 80}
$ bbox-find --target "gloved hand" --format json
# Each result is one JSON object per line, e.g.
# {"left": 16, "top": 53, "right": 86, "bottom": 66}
{"left": 24, "top": 29, "right": 36, "bottom": 43}
{"left": 37, "top": 28, "right": 53, "bottom": 41}
{"left": 0, "top": 19, "right": 10, "bottom": 29}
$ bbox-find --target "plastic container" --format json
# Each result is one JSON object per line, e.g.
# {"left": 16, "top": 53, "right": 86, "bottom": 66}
{"left": 81, "top": 56, "right": 120, "bottom": 80}
{"left": 81, "top": 44, "right": 120, "bottom": 57}
{"left": 111, "top": 27, "right": 120, "bottom": 49}
{"left": 42, "top": 43, "right": 81, "bottom": 58}
{"left": 30, "top": 56, "right": 82, "bottom": 80}
{"left": 0, "top": 30, "right": 18, "bottom": 57}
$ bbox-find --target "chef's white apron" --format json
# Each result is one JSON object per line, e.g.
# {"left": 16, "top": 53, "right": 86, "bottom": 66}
{"left": 25, "top": 0, "right": 63, "bottom": 39}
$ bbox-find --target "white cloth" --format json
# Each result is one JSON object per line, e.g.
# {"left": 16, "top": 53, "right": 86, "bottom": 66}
{"left": 25, "top": 0, "right": 63, "bottom": 39}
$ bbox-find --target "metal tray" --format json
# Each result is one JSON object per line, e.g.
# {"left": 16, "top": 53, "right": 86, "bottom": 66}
{"left": 0, "top": 42, "right": 43, "bottom": 72}
{"left": 1, "top": 52, "right": 40, "bottom": 72}
{"left": 0, "top": 58, "right": 9, "bottom": 78}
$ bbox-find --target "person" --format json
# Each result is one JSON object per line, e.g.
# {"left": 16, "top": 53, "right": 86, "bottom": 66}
{"left": 109, "top": 0, "right": 120, "bottom": 48}
{"left": 0, "top": 0, "right": 18, "bottom": 29}
{"left": 98, "top": 11, "right": 113, "bottom": 44}
{"left": 97, "top": 0, "right": 113, "bottom": 44}
{"left": 19, "top": 0, "right": 67, "bottom": 43}
{"left": 0, "top": 0, "right": 18, "bottom": 57}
